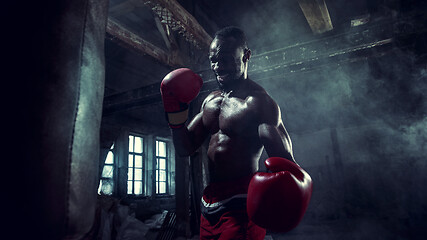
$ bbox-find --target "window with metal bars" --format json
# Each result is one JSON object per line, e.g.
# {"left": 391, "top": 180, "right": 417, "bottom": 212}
{"left": 156, "top": 140, "right": 168, "bottom": 194}
{"left": 127, "top": 134, "right": 144, "bottom": 195}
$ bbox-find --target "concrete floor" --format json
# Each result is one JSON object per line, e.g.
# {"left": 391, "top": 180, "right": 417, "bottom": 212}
{"left": 173, "top": 218, "right": 426, "bottom": 240}
{"left": 268, "top": 218, "right": 425, "bottom": 240}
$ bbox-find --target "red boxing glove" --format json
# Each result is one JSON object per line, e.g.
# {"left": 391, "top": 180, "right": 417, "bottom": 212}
{"left": 160, "top": 68, "right": 203, "bottom": 128}
{"left": 247, "top": 157, "right": 313, "bottom": 232}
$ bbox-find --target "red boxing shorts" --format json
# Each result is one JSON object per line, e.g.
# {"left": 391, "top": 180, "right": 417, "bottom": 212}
{"left": 200, "top": 175, "right": 266, "bottom": 240}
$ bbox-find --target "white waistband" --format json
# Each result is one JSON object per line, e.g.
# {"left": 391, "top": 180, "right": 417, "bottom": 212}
{"left": 201, "top": 194, "right": 248, "bottom": 208}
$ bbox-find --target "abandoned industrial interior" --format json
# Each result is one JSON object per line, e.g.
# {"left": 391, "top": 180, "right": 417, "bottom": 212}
{"left": 6, "top": 0, "right": 427, "bottom": 239}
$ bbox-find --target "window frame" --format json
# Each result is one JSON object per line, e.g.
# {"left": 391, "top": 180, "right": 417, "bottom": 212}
{"left": 155, "top": 138, "right": 169, "bottom": 195}
{"left": 127, "top": 133, "right": 145, "bottom": 196}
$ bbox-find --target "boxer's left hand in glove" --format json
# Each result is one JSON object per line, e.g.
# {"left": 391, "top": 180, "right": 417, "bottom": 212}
{"left": 160, "top": 68, "right": 203, "bottom": 128}
{"left": 247, "top": 157, "right": 313, "bottom": 232}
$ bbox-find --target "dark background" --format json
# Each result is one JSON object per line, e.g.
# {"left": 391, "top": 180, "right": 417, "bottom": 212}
{"left": 6, "top": 0, "right": 426, "bottom": 239}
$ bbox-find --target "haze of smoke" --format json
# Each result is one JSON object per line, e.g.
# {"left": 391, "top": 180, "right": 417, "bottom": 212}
{"left": 235, "top": 1, "right": 427, "bottom": 238}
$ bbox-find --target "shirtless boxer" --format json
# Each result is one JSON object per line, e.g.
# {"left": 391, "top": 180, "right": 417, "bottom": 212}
{"left": 160, "top": 27, "right": 312, "bottom": 239}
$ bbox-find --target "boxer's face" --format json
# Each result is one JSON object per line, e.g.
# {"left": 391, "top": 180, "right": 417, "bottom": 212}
{"left": 209, "top": 37, "right": 248, "bottom": 89}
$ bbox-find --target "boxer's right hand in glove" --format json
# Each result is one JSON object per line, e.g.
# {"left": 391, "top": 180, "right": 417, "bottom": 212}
{"left": 247, "top": 157, "right": 313, "bottom": 232}
{"left": 160, "top": 68, "right": 203, "bottom": 128}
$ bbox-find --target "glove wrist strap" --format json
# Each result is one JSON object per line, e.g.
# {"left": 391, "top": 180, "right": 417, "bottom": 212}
{"left": 166, "top": 108, "right": 189, "bottom": 128}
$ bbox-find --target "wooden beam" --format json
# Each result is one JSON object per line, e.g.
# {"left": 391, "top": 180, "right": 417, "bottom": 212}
{"left": 154, "top": 15, "right": 185, "bottom": 66}
{"left": 109, "top": 0, "right": 212, "bottom": 49}
{"left": 106, "top": 18, "right": 182, "bottom": 67}
{"left": 297, "top": 0, "right": 333, "bottom": 34}
{"left": 102, "top": 82, "right": 162, "bottom": 116}
{"left": 143, "top": 0, "right": 213, "bottom": 49}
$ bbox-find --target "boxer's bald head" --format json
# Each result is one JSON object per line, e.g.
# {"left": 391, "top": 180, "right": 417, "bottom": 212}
{"left": 213, "top": 26, "right": 248, "bottom": 50}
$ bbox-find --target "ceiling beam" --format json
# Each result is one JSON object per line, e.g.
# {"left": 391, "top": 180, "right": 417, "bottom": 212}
{"left": 109, "top": 0, "right": 212, "bottom": 49}
{"left": 102, "top": 69, "right": 217, "bottom": 116}
{"left": 143, "top": 0, "right": 213, "bottom": 49}
{"left": 102, "top": 81, "right": 162, "bottom": 116}
{"left": 106, "top": 18, "right": 182, "bottom": 67}
{"left": 297, "top": 0, "right": 333, "bottom": 34}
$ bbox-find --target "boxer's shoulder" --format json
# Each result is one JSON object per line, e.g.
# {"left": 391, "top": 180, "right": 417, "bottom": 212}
{"left": 205, "top": 90, "right": 223, "bottom": 102}
{"left": 244, "top": 83, "right": 280, "bottom": 125}
{"left": 246, "top": 88, "right": 277, "bottom": 112}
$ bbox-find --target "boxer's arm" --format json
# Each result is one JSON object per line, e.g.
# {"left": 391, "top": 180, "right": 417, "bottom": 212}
{"left": 171, "top": 111, "right": 208, "bottom": 157}
{"left": 171, "top": 94, "right": 212, "bottom": 157}
{"left": 259, "top": 121, "right": 294, "bottom": 162}
{"left": 160, "top": 68, "right": 208, "bottom": 156}
{"left": 256, "top": 94, "right": 295, "bottom": 163}
{"left": 249, "top": 94, "right": 312, "bottom": 233}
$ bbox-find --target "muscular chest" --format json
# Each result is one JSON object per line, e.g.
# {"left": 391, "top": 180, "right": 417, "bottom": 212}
{"left": 202, "top": 94, "right": 257, "bottom": 135}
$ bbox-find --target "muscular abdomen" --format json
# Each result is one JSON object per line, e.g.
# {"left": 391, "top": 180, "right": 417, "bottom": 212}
{"left": 207, "top": 130, "right": 263, "bottom": 182}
